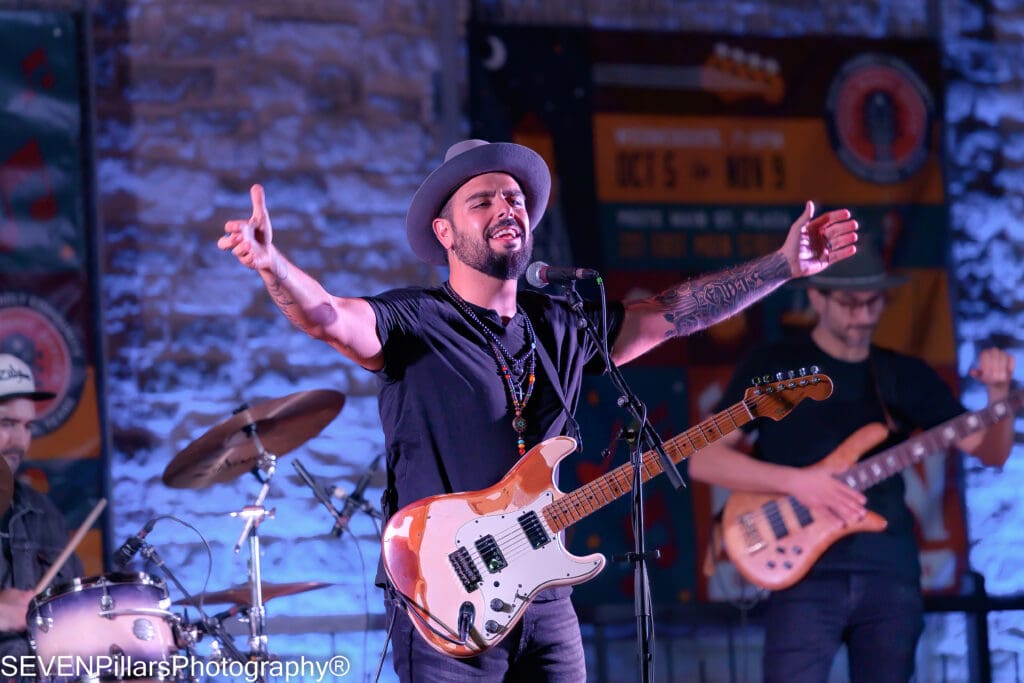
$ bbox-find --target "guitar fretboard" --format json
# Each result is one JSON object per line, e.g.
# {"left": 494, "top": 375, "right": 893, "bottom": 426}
{"left": 840, "top": 391, "right": 1023, "bottom": 492}
{"left": 541, "top": 403, "right": 752, "bottom": 534}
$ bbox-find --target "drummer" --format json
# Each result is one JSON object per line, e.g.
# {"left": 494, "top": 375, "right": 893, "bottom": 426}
{"left": 0, "top": 354, "right": 82, "bottom": 670}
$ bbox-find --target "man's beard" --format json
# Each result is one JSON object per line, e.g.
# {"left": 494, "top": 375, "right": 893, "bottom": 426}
{"left": 450, "top": 221, "right": 533, "bottom": 280}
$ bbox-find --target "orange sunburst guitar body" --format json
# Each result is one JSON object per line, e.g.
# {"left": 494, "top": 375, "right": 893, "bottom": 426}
{"left": 382, "top": 372, "right": 834, "bottom": 658}
{"left": 722, "top": 391, "right": 1024, "bottom": 591}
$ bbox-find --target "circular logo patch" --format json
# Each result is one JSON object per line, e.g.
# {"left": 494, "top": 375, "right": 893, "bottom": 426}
{"left": 0, "top": 291, "right": 85, "bottom": 435}
{"left": 826, "top": 54, "right": 935, "bottom": 184}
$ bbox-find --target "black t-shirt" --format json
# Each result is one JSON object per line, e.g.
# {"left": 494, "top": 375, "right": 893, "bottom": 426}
{"left": 715, "top": 333, "right": 965, "bottom": 582}
{"left": 364, "top": 285, "right": 625, "bottom": 591}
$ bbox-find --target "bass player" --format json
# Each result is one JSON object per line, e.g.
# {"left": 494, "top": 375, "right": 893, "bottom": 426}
{"left": 688, "top": 238, "right": 1015, "bottom": 683}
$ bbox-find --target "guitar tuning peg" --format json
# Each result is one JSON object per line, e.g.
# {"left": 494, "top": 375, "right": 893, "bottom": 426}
{"left": 762, "top": 374, "right": 772, "bottom": 384}
{"left": 799, "top": 367, "right": 807, "bottom": 376}
{"left": 751, "top": 376, "right": 761, "bottom": 386}
{"left": 787, "top": 370, "right": 796, "bottom": 379}
{"left": 775, "top": 372, "right": 784, "bottom": 382}
{"left": 810, "top": 365, "right": 820, "bottom": 374}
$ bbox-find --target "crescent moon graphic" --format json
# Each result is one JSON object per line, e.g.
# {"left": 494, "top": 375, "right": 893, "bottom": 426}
{"left": 483, "top": 35, "right": 507, "bottom": 71}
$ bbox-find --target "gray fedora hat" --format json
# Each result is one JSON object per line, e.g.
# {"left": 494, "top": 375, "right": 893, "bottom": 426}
{"left": 0, "top": 354, "right": 55, "bottom": 402}
{"left": 405, "top": 139, "right": 551, "bottom": 266}
{"left": 794, "top": 237, "right": 908, "bottom": 291}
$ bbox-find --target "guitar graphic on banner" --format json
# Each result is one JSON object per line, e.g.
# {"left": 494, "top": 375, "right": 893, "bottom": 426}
{"left": 721, "top": 391, "right": 1023, "bottom": 591}
{"left": 382, "top": 370, "right": 833, "bottom": 657}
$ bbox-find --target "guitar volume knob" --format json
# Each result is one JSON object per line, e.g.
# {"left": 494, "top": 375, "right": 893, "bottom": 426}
{"left": 490, "top": 598, "right": 509, "bottom": 612}
{"left": 485, "top": 620, "right": 502, "bottom": 634}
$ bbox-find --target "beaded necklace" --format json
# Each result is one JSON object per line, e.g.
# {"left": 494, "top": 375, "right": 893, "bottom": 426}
{"left": 443, "top": 281, "right": 537, "bottom": 456}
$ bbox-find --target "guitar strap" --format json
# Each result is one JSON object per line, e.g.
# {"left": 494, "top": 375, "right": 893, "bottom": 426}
{"left": 532, "top": 334, "right": 583, "bottom": 451}
{"left": 868, "top": 347, "right": 901, "bottom": 435}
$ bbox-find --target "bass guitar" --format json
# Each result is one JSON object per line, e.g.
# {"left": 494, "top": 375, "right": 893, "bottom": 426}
{"left": 382, "top": 370, "right": 833, "bottom": 657}
{"left": 721, "top": 391, "right": 1023, "bottom": 591}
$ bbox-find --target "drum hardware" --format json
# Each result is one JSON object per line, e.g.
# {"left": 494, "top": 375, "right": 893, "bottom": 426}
{"left": 28, "top": 573, "right": 182, "bottom": 682}
{"left": 155, "top": 389, "right": 345, "bottom": 673}
{"left": 136, "top": 539, "right": 249, "bottom": 666}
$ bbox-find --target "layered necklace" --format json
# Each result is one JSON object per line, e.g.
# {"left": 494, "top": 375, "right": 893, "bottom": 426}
{"left": 443, "top": 281, "right": 537, "bottom": 456}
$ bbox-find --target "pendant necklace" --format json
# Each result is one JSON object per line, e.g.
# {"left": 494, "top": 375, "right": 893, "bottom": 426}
{"left": 443, "top": 282, "right": 537, "bottom": 456}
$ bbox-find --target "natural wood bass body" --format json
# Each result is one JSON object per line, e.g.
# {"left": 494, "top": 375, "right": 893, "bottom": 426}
{"left": 722, "top": 392, "right": 1023, "bottom": 591}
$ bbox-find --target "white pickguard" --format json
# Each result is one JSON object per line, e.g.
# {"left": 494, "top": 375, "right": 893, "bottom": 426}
{"left": 450, "top": 491, "right": 604, "bottom": 641}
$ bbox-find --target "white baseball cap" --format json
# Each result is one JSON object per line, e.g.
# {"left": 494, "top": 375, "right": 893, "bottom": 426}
{"left": 0, "top": 354, "right": 56, "bottom": 401}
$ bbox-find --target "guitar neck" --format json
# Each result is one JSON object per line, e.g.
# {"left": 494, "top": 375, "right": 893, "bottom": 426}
{"left": 542, "top": 401, "right": 756, "bottom": 534}
{"left": 842, "top": 391, "right": 1024, "bottom": 492}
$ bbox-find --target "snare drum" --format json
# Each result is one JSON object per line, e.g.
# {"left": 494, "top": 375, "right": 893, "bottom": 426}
{"left": 28, "top": 572, "right": 180, "bottom": 682}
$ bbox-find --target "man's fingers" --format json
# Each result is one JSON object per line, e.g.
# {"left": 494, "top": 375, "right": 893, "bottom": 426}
{"left": 250, "top": 183, "right": 268, "bottom": 222}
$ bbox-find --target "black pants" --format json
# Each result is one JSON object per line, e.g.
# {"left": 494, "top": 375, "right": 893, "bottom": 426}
{"left": 763, "top": 571, "right": 924, "bottom": 683}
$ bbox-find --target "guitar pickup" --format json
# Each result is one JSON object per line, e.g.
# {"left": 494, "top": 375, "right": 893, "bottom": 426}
{"left": 449, "top": 546, "right": 482, "bottom": 592}
{"left": 518, "top": 511, "right": 551, "bottom": 549}
{"left": 474, "top": 534, "right": 508, "bottom": 573}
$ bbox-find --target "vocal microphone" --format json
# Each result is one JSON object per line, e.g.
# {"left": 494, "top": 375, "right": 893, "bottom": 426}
{"left": 292, "top": 459, "right": 347, "bottom": 536}
{"left": 526, "top": 261, "right": 599, "bottom": 288}
{"left": 113, "top": 519, "right": 158, "bottom": 568}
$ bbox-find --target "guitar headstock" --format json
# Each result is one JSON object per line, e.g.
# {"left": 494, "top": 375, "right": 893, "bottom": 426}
{"left": 699, "top": 42, "right": 785, "bottom": 105}
{"left": 743, "top": 367, "right": 833, "bottom": 421}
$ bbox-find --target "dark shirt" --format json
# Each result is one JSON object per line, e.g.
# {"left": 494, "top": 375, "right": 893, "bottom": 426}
{"left": 0, "top": 481, "right": 83, "bottom": 665}
{"left": 715, "top": 333, "right": 964, "bottom": 582}
{"left": 365, "top": 285, "right": 624, "bottom": 593}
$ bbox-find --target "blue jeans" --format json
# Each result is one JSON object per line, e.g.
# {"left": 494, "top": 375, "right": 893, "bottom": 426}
{"left": 387, "top": 595, "right": 586, "bottom": 682}
{"left": 763, "top": 572, "right": 923, "bottom": 683}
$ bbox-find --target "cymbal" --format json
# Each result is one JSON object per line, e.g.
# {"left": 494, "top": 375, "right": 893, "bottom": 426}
{"left": 0, "top": 458, "right": 12, "bottom": 517}
{"left": 163, "top": 390, "right": 345, "bottom": 489}
{"left": 174, "top": 580, "right": 333, "bottom": 607}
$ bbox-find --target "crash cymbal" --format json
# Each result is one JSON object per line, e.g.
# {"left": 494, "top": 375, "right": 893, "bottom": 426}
{"left": 0, "top": 458, "right": 12, "bottom": 517}
{"left": 174, "top": 580, "right": 333, "bottom": 607}
{"left": 163, "top": 389, "right": 345, "bottom": 489}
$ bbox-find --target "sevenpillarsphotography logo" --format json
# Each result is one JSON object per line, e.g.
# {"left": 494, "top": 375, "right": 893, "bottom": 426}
{"left": 0, "top": 290, "right": 85, "bottom": 434}
{"left": 825, "top": 53, "right": 935, "bottom": 184}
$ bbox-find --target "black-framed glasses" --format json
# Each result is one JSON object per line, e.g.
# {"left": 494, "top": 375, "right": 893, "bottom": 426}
{"left": 823, "top": 291, "right": 889, "bottom": 313}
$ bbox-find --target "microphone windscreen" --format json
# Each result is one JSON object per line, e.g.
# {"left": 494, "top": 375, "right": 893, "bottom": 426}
{"left": 525, "top": 261, "right": 548, "bottom": 288}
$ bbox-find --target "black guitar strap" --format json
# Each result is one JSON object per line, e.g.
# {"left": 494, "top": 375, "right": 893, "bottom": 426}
{"left": 869, "top": 347, "right": 902, "bottom": 435}
{"left": 532, "top": 336, "right": 583, "bottom": 451}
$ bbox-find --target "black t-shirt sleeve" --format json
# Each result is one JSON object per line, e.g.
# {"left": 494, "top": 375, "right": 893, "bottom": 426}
{"left": 362, "top": 288, "right": 426, "bottom": 378}
{"left": 878, "top": 349, "right": 965, "bottom": 429}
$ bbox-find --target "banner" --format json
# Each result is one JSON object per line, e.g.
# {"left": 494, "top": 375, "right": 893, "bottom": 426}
{"left": 470, "top": 26, "right": 959, "bottom": 605}
{"left": 0, "top": 10, "right": 105, "bottom": 575}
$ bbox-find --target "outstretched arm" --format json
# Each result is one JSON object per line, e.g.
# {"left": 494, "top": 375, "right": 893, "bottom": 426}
{"left": 218, "top": 185, "right": 384, "bottom": 370}
{"left": 612, "top": 201, "right": 858, "bottom": 365}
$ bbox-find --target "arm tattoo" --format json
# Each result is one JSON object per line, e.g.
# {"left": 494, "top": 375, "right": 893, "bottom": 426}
{"left": 654, "top": 252, "right": 790, "bottom": 338}
{"left": 266, "top": 262, "right": 305, "bottom": 329}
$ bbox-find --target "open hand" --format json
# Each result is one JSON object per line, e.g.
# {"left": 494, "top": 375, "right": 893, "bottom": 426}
{"left": 782, "top": 200, "right": 859, "bottom": 278}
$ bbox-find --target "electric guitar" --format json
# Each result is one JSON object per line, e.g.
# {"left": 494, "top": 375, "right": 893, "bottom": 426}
{"left": 721, "top": 391, "right": 1023, "bottom": 591}
{"left": 382, "top": 371, "right": 833, "bottom": 657}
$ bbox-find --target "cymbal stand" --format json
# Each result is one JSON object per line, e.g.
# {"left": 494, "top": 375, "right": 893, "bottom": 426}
{"left": 229, "top": 423, "right": 277, "bottom": 663}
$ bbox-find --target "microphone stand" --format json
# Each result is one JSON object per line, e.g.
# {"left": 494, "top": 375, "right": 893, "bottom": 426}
{"left": 138, "top": 542, "right": 248, "bottom": 666}
{"left": 563, "top": 281, "right": 685, "bottom": 683}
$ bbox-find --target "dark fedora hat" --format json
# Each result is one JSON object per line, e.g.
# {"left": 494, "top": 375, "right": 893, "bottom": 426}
{"left": 405, "top": 139, "right": 551, "bottom": 266}
{"left": 795, "top": 238, "right": 908, "bottom": 291}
